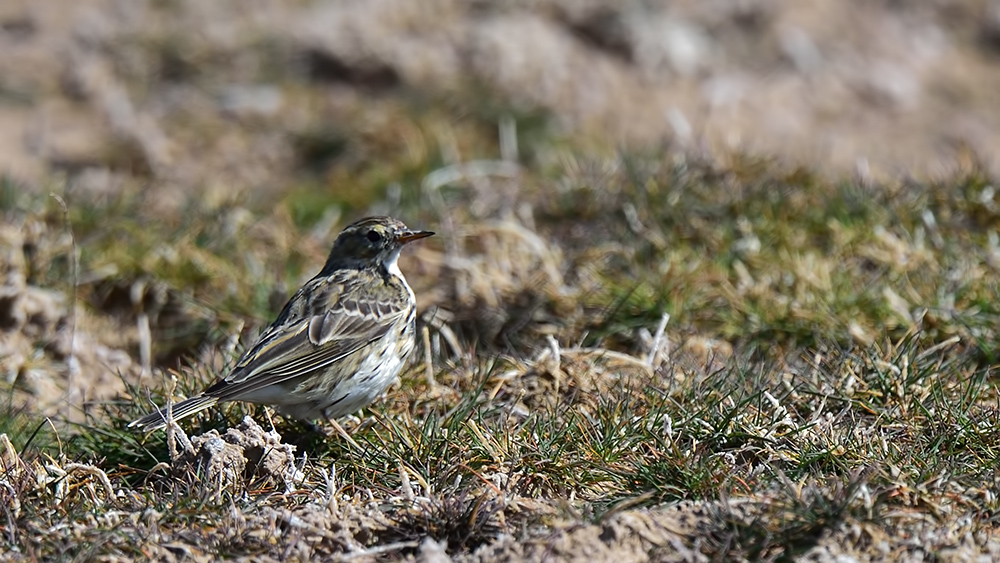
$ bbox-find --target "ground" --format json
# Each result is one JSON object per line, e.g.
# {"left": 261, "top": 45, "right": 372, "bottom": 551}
{"left": 1, "top": 1, "right": 999, "bottom": 561}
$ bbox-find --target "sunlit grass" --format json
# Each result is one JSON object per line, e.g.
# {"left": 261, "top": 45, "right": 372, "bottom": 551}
{"left": 3, "top": 147, "right": 1000, "bottom": 559}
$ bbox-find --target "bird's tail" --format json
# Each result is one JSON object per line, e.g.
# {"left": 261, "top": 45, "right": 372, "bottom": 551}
{"left": 128, "top": 395, "right": 220, "bottom": 432}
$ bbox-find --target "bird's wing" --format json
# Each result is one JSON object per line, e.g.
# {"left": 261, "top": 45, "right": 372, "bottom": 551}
{"left": 204, "top": 269, "right": 408, "bottom": 402}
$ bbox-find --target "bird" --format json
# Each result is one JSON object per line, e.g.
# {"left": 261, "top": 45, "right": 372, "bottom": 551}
{"left": 129, "top": 216, "right": 433, "bottom": 432}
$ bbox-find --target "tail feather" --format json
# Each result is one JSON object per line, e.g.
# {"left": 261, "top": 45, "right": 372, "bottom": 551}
{"left": 128, "top": 395, "right": 220, "bottom": 432}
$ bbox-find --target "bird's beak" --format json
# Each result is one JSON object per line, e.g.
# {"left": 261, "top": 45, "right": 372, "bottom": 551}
{"left": 398, "top": 230, "right": 434, "bottom": 244}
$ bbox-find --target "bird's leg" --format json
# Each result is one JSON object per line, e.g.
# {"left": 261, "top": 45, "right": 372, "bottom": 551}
{"left": 300, "top": 419, "right": 326, "bottom": 434}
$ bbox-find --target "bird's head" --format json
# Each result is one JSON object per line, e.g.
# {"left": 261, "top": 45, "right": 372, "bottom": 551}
{"left": 323, "top": 216, "right": 433, "bottom": 273}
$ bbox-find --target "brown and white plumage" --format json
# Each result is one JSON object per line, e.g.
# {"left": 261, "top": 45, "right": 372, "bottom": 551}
{"left": 129, "top": 216, "right": 432, "bottom": 431}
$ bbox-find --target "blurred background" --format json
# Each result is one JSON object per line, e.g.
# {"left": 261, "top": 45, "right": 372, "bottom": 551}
{"left": 2, "top": 0, "right": 999, "bottom": 196}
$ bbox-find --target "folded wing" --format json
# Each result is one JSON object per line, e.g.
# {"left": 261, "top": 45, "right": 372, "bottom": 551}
{"left": 204, "top": 270, "right": 407, "bottom": 402}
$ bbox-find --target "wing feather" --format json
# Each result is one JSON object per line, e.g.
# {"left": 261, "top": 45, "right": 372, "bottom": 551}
{"left": 203, "top": 269, "right": 408, "bottom": 402}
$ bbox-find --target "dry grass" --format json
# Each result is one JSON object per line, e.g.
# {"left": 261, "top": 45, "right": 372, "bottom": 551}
{"left": 2, "top": 145, "right": 1000, "bottom": 560}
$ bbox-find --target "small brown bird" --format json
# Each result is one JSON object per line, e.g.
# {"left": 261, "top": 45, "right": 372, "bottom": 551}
{"left": 129, "top": 216, "right": 433, "bottom": 431}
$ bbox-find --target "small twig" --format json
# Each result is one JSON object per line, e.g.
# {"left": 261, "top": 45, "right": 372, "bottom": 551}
{"left": 62, "top": 463, "right": 116, "bottom": 503}
{"left": 562, "top": 347, "right": 654, "bottom": 375}
{"left": 159, "top": 376, "right": 192, "bottom": 459}
{"left": 399, "top": 463, "right": 414, "bottom": 502}
{"left": 45, "top": 461, "right": 117, "bottom": 505}
{"left": 131, "top": 279, "right": 151, "bottom": 375}
{"left": 35, "top": 420, "right": 64, "bottom": 470}
{"left": 263, "top": 408, "right": 277, "bottom": 433}
{"left": 164, "top": 387, "right": 178, "bottom": 461}
{"left": 0, "top": 480, "right": 20, "bottom": 520}
{"left": 326, "top": 418, "right": 363, "bottom": 453}
{"left": 422, "top": 325, "right": 435, "bottom": 389}
{"left": 546, "top": 335, "right": 561, "bottom": 376}
{"left": 137, "top": 314, "right": 152, "bottom": 376}
{"left": 915, "top": 335, "right": 961, "bottom": 361}
{"left": 338, "top": 541, "right": 420, "bottom": 561}
{"left": 546, "top": 335, "right": 562, "bottom": 395}
{"left": 324, "top": 463, "right": 338, "bottom": 512}
{"left": 424, "top": 316, "right": 464, "bottom": 363}
{"left": 147, "top": 462, "right": 171, "bottom": 476}
{"left": 646, "top": 312, "right": 671, "bottom": 367}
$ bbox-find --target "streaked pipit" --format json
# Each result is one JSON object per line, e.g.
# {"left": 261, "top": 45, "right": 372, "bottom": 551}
{"left": 129, "top": 216, "right": 433, "bottom": 431}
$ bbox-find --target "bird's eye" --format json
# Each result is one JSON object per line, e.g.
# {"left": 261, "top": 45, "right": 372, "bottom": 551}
{"left": 366, "top": 230, "right": 383, "bottom": 243}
